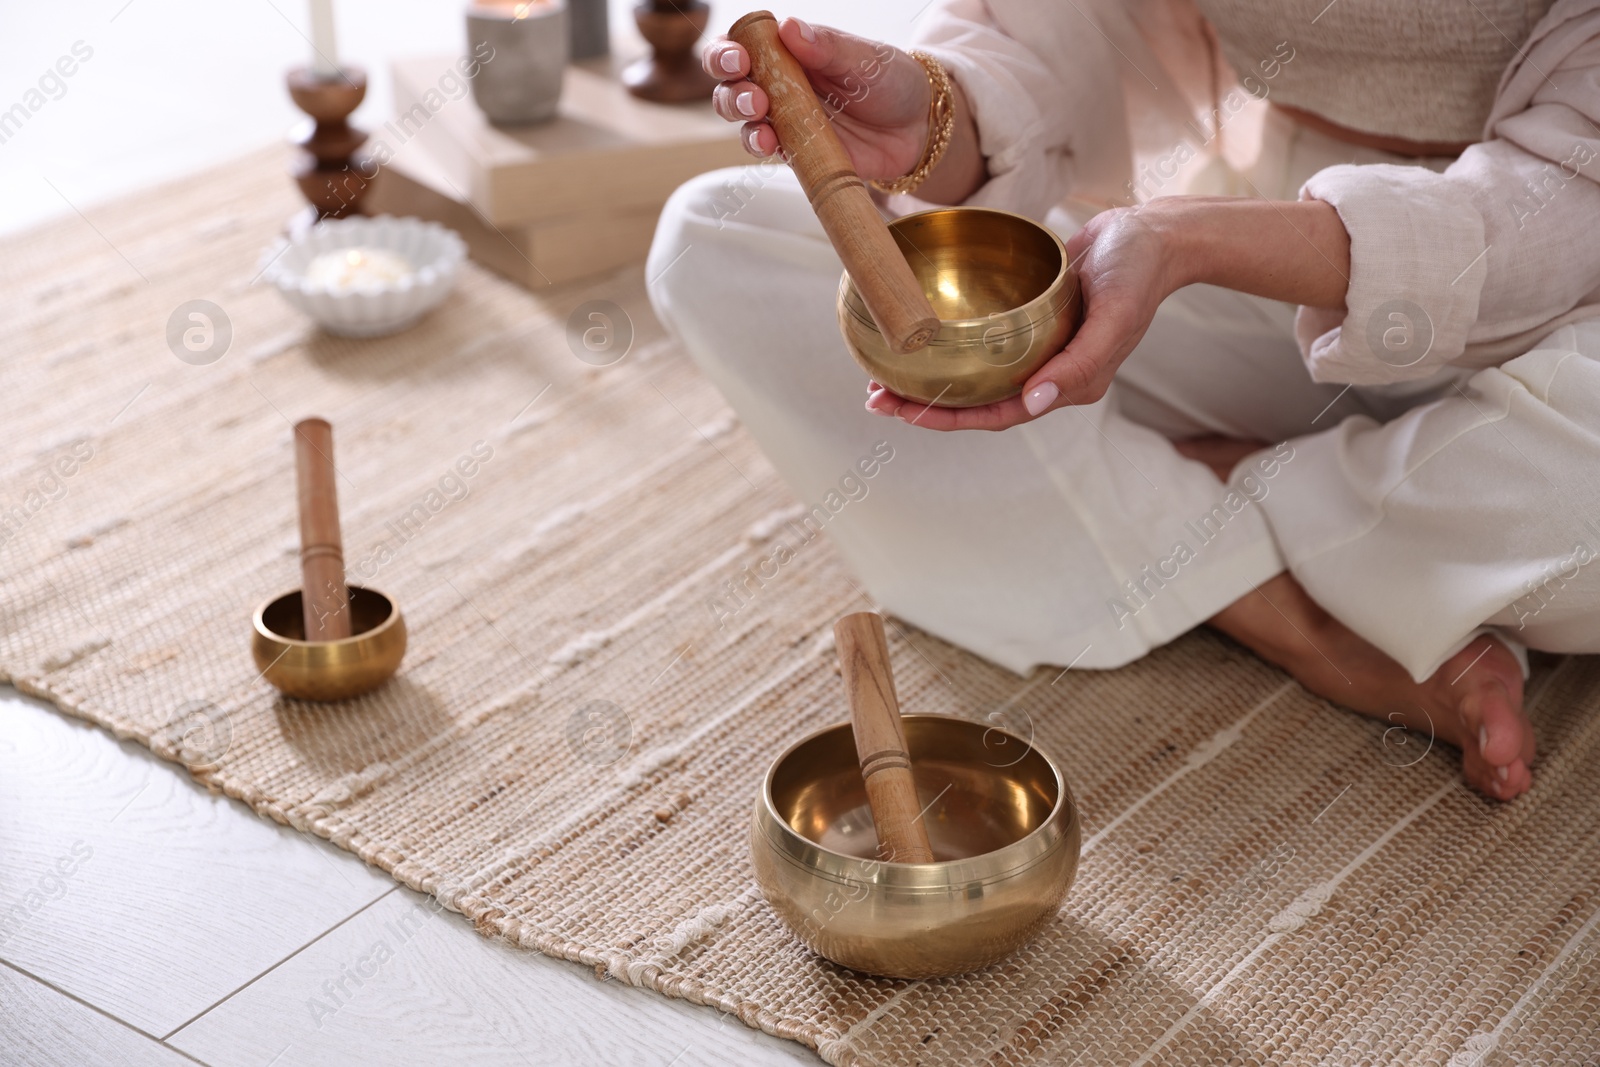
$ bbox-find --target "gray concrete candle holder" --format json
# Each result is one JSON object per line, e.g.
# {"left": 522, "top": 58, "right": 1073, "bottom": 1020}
{"left": 466, "top": 2, "right": 570, "bottom": 125}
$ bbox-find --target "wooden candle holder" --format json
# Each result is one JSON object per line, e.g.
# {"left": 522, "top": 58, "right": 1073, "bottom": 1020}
{"left": 286, "top": 66, "right": 373, "bottom": 224}
{"left": 622, "top": 0, "right": 718, "bottom": 103}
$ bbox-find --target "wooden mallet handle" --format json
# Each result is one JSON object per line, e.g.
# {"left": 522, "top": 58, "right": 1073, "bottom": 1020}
{"left": 293, "top": 418, "right": 352, "bottom": 642}
{"left": 833, "top": 612, "right": 935, "bottom": 864}
{"left": 728, "top": 11, "right": 939, "bottom": 355}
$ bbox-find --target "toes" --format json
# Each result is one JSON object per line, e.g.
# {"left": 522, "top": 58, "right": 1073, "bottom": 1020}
{"left": 1461, "top": 746, "right": 1534, "bottom": 801}
{"left": 1445, "top": 636, "right": 1533, "bottom": 776}
{"left": 1462, "top": 749, "right": 1518, "bottom": 801}
{"left": 1461, "top": 745, "right": 1502, "bottom": 800}
{"left": 1491, "top": 757, "right": 1532, "bottom": 801}
{"left": 1501, "top": 757, "right": 1533, "bottom": 799}
{"left": 1466, "top": 678, "right": 1525, "bottom": 768}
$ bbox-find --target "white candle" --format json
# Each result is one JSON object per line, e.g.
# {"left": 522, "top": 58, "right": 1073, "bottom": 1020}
{"left": 309, "top": 0, "right": 340, "bottom": 79}
{"left": 470, "top": 0, "right": 550, "bottom": 18}
{"left": 306, "top": 248, "right": 414, "bottom": 290}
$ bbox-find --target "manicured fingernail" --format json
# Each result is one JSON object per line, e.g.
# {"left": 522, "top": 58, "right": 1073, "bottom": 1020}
{"left": 1479, "top": 725, "right": 1489, "bottom": 754}
{"left": 792, "top": 17, "right": 816, "bottom": 42}
{"left": 719, "top": 48, "right": 742, "bottom": 74}
{"left": 743, "top": 127, "right": 762, "bottom": 154}
{"left": 1023, "top": 382, "right": 1058, "bottom": 417}
{"left": 735, "top": 90, "right": 755, "bottom": 117}
{"left": 1496, "top": 765, "right": 1509, "bottom": 781}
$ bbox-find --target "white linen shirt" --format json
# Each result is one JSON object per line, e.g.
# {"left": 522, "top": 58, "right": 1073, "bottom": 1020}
{"left": 912, "top": 0, "right": 1600, "bottom": 385}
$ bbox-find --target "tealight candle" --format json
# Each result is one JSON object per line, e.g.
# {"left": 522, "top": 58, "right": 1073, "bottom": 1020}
{"left": 305, "top": 247, "right": 414, "bottom": 290}
{"left": 470, "top": 0, "right": 550, "bottom": 18}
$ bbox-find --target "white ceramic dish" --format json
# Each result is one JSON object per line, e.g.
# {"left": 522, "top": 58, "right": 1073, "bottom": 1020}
{"left": 260, "top": 215, "right": 466, "bottom": 338}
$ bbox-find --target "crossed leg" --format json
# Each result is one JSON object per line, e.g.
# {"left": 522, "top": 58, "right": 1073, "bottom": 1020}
{"left": 1177, "top": 436, "right": 1534, "bottom": 800}
{"left": 650, "top": 167, "right": 1570, "bottom": 805}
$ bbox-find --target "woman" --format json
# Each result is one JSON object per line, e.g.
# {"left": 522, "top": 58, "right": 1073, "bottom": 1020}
{"left": 647, "top": 0, "right": 1600, "bottom": 800}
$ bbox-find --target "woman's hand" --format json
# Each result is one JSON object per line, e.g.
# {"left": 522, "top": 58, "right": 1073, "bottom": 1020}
{"left": 867, "top": 197, "right": 1352, "bottom": 430}
{"left": 704, "top": 19, "right": 932, "bottom": 183}
{"left": 867, "top": 206, "right": 1181, "bottom": 430}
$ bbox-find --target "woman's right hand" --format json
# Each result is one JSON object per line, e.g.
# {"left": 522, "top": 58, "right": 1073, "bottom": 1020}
{"left": 702, "top": 18, "right": 933, "bottom": 185}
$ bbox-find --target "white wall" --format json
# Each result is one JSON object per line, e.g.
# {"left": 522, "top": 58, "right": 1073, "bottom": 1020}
{"left": 0, "top": 0, "right": 932, "bottom": 236}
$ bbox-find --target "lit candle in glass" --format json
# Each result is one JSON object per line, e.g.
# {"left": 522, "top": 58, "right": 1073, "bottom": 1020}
{"left": 309, "top": 0, "right": 340, "bottom": 79}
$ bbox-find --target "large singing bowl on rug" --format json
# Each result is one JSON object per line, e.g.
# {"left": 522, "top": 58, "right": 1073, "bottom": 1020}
{"left": 751, "top": 714, "right": 1081, "bottom": 979}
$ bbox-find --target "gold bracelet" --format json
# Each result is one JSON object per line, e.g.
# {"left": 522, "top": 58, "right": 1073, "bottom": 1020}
{"left": 869, "top": 50, "right": 955, "bottom": 197}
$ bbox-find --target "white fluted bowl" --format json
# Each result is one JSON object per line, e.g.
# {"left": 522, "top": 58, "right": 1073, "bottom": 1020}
{"left": 260, "top": 216, "right": 466, "bottom": 338}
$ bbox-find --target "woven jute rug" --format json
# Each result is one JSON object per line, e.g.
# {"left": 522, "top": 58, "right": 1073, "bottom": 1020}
{"left": 4, "top": 149, "right": 1599, "bottom": 1066}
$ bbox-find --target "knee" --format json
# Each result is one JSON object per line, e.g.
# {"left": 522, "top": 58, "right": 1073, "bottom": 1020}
{"left": 660, "top": 165, "right": 755, "bottom": 220}
{"left": 655, "top": 167, "right": 731, "bottom": 241}
{"left": 651, "top": 164, "right": 777, "bottom": 250}
{"left": 648, "top": 163, "right": 793, "bottom": 319}
{"left": 648, "top": 167, "right": 741, "bottom": 313}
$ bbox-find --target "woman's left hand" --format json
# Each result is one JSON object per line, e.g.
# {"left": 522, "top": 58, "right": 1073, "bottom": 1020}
{"left": 866, "top": 205, "right": 1180, "bottom": 430}
{"left": 865, "top": 196, "right": 1351, "bottom": 431}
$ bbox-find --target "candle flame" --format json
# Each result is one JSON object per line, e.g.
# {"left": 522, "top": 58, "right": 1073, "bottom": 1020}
{"left": 306, "top": 246, "right": 414, "bottom": 290}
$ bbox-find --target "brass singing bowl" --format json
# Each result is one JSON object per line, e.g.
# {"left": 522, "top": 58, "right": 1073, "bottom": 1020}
{"left": 751, "top": 714, "right": 1080, "bottom": 979}
{"left": 251, "top": 586, "right": 407, "bottom": 701}
{"left": 838, "top": 207, "right": 1082, "bottom": 408}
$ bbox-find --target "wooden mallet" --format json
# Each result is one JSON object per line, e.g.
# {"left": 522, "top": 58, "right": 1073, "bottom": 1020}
{"left": 727, "top": 11, "right": 939, "bottom": 355}
{"left": 293, "top": 417, "right": 352, "bottom": 642}
{"left": 833, "top": 612, "right": 935, "bottom": 863}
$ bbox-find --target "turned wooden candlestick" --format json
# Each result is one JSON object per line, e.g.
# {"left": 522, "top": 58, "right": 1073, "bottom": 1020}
{"left": 286, "top": 66, "right": 373, "bottom": 222}
{"left": 834, "top": 612, "right": 935, "bottom": 864}
{"left": 623, "top": 0, "right": 719, "bottom": 103}
{"left": 294, "top": 418, "right": 352, "bottom": 642}
{"left": 728, "top": 11, "right": 938, "bottom": 354}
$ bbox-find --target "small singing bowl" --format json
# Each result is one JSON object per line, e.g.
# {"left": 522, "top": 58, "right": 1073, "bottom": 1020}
{"left": 251, "top": 586, "right": 407, "bottom": 701}
{"left": 838, "top": 206, "right": 1082, "bottom": 408}
{"left": 751, "top": 714, "right": 1080, "bottom": 979}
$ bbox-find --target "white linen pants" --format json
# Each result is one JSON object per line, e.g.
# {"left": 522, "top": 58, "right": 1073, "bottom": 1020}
{"left": 646, "top": 124, "right": 1600, "bottom": 682}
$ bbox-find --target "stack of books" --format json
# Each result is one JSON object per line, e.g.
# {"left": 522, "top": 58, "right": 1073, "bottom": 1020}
{"left": 365, "top": 55, "right": 749, "bottom": 288}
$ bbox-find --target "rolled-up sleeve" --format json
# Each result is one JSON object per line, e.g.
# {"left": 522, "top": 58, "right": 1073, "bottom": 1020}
{"left": 911, "top": 0, "right": 1133, "bottom": 217}
{"left": 1293, "top": 5, "right": 1600, "bottom": 385}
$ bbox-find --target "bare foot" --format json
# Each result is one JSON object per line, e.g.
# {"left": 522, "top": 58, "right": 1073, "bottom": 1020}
{"left": 1210, "top": 573, "right": 1535, "bottom": 800}
{"left": 1174, "top": 435, "right": 1270, "bottom": 482}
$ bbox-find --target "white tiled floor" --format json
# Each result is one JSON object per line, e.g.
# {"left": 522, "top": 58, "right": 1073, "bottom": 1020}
{"left": 0, "top": 688, "right": 820, "bottom": 1065}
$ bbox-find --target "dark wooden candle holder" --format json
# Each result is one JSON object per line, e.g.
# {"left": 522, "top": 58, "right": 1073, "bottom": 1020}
{"left": 286, "top": 66, "right": 373, "bottom": 224}
{"left": 622, "top": 0, "right": 718, "bottom": 103}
